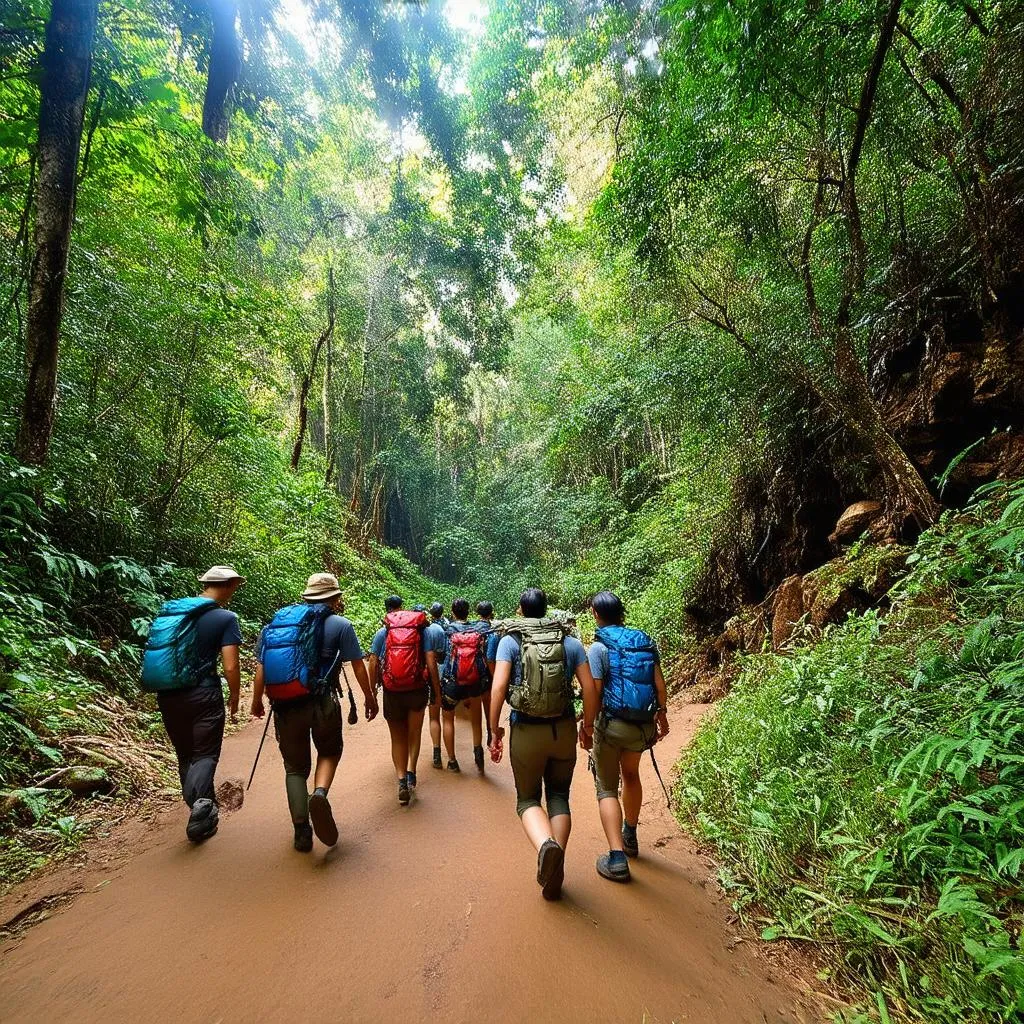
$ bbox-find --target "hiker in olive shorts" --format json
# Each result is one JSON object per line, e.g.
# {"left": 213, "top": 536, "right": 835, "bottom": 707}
{"left": 368, "top": 596, "right": 442, "bottom": 803}
{"left": 587, "top": 590, "right": 669, "bottom": 881}
{"left": 488, "top": 587, "right": 598, "bottom": 900}
{"left": 251, "top": 573, "right": 377, "bottom": 852}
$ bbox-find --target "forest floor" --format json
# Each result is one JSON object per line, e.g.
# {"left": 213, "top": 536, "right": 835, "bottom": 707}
{"left": 0, "top": 699, "right": 823, "bottom": 1023}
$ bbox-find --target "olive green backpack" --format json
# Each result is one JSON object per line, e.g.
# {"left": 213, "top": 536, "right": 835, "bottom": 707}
{"left": 500, "top": 618, "right": 570, "bottom": 718}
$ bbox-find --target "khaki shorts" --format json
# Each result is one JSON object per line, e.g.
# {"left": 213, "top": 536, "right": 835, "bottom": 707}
{"left": 592, "top": 716, "right": 656, "bottom": 801}
{"left": 383, "top": 686, "right": 429, "bottom": 723}
{"left": 509, "top": 716, "right": 578, "bottom": 818}
{"left": 273, "top": 689, "right": 343, "bottom": 776}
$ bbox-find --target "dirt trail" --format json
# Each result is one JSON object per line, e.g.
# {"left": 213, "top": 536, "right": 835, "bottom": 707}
{"left": 0, "top": 703, "right": 819, "bottom": 1023}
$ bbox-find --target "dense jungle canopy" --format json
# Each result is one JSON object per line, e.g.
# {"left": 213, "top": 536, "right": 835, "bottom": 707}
{"left": 2, "top": 2, "right": 1024, "bottom": 1018}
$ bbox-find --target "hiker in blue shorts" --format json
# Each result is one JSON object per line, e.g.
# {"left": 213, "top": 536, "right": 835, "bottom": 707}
{"left": 474, "top": 600, "right": 500, "bottom": 746}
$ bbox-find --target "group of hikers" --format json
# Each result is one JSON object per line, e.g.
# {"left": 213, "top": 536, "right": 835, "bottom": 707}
{"left": 141, "top": 567, "right": 670, "bottom": 897}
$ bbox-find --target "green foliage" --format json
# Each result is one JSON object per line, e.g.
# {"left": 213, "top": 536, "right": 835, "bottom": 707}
{"left": 678, "top": 481, "right": 1024, "bottom": 1023}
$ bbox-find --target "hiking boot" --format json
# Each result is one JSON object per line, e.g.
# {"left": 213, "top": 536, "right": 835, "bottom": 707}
{"left": 622, "top": 824, "right": 639, "bottom": 858}
{"left": 398, "top": 778, "right": 411, "bottom": 806}
{"left": 293, "top": 822, "right": 313, "bottom": 852}
{"left": 406, "top": 770, "right": 417, "bottom": 790}
{"left": 537, "top": 839, "right": 565, "bottom": 901}
{"left": 597, "top": 852, "right": 631, "bottom": 883}
{"left": 186, "top": 798, "right": 218, "bottom": 843}
{"left": 447, "top": 758, "right": 461, "bottom": 773}
{"left": 473, "top": 745, "right": 485, "bottom": 774}
{"left": 308, "top": 787, "right": 338, "bottom": 847}
{"left": 432, "top": 746, "right": 443, "bottom": 770}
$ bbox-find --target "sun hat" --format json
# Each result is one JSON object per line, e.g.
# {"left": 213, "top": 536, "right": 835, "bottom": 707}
{"left": 198, "top": 565, "right": 245, "bottom": 584}
{"left": 302, "top": 572, "right": 342, "bottom": 601}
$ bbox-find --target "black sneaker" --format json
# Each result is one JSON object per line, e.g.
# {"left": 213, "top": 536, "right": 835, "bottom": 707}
{"left": 186, "top": 798, "right": 218, "bottom": 843}
{"left": 537, "top": 839, "right": 565, "bottom": 901}
{"left": 406, "top": 770, "right": 417, "bottom": 790}
{"left": 473, "top": 745, "right": 485, "bottom": 774}
{"left": 622, "top": 826, "right": 639, "bottom": 858}
{"left": 293, "top": 822, "right": 313, "bottom": 852}
{"left": 597, "top": 853, "right": 631, "bottom": 883}
{"left": 447, "top": 758, "right": 461, "bottom": 773}
{"left": 432, "top": 747, "right": 443, "bottom": 769}
{"left": 308, "top": 787, "right": 338, "bottom": 847}
{"left": 398, "top": 779, "right": 411, "bottom": 806}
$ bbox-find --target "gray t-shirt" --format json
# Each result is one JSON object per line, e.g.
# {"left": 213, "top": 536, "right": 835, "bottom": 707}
{"left": 195, "top": 606, "right": 242, "bottom": 686}
{"left": 587, "top": 638, "right": 661, "bottom": 681}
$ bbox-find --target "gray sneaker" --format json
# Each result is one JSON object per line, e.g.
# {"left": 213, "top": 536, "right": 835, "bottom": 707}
{"left": 597, "top": 853, "right": 631, "bottom": 883}
{"left": 621, "top": 826, "right": 639, "bottom": 858}
{"left": 186, "top": 798, "right": 218, "bottom": 843}
{"left": 537, "top": 839, "right": 565, "bottom": 900}
{"left": 308, "top": 787, "right": 338, "bottom": 847}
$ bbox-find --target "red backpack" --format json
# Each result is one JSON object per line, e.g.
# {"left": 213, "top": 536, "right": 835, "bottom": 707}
{"left": 382, "top": 610, "right": 427, "bottom": 692}
{"left": 446, "top": 627, "right": 488, "bottom": 688}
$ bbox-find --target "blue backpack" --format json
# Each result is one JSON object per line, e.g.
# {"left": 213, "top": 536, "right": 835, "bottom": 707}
{"left": 261, "top": 603, "right": 334, "bottom": 703}
{"left": 141, "top": 597, "right": 219, "bottom": 692}
{"left": 595, "top": 625, "right": 659, "bottom": 723}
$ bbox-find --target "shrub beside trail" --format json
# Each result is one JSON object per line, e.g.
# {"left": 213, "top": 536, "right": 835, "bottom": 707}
{"left": 677, "top": 479, "right": 1024, "bottom": 1023}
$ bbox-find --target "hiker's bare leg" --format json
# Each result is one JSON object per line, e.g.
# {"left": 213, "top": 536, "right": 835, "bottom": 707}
{"left": 599, "top": 796, "right": 625, "bottom": 852}
{"left": 313, "top": 753, "right": 340, "bottom": 792}
{"left": 620, "top": 751, "right": 643, "bottom": 827}
{"left": 407, "top": 708, "right": 426, "bottom": 773}
{"left": 520, "top": 805, "right": 554, "bottom": 851}
{"left": 468, "top": 697, "right": 483, "bottom": 747}
{"left": 386, "top": 718, "right": 409, "bottom": 781}
{"left": 481, "top": 690, "right": 492, "bottom": 738}
{"left": 442, "top": 708, "right": 456, "bottom": 759}
{"left": 550, "top": 812, "right": 571, "bottom": 850}
{"left": 428, "top": 702, "right": 441, "bottom": 749}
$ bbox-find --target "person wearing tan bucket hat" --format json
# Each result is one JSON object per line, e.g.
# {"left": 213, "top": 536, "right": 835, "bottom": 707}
{"left": 252, "top": 572, "right": 377, "bottom": 852}
{"left": 141, "top": 565, "right": 244, "bottom": 843}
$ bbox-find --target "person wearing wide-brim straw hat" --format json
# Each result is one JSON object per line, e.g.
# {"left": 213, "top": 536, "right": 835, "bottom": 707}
{"left": 146, "top": 565, "right": 245, "bottom": 845}
{"left": 251, "top": 572, "right": 378, "bottom": 853}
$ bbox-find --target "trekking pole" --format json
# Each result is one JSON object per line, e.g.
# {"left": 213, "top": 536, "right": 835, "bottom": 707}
{"left": 339, "top": 661, "right": 358, "bottom": 725}
{"left": 648, "top": 745, "right": 673, "bottom": 810}
{"left": 247, "top": 707, "right": 273, "bottom": 791}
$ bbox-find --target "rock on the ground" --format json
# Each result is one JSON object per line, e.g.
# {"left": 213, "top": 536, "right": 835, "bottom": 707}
{"left": 770, "top": 575, "right": 805, "bottom": 649}
{"left": 60, "top": 768, "right": 113, "bottom": 797}
{"left": 828, "top": 500, "right": 883, "bottom": 546}
{"left": 216, "top": 779, "right": 245, "bottom": 812}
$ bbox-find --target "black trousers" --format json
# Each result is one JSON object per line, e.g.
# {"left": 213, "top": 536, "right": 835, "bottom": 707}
{"left": 158, "top": 686, "right": 225, "bottom": 807}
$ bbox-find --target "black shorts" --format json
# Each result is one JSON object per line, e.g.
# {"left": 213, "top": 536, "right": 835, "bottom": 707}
{"left": 441, "top": 679, "right": 485, "bottom": 708}
{"left": 383, "top": 686, "right": 429, "bottom": 723}
{"left": 273, "top": 690, "right": 342, "bottom": 775}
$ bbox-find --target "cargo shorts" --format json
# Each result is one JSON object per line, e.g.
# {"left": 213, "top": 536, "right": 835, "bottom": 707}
{"left": 273, "top": 689, "right": 343, "bottom": 777}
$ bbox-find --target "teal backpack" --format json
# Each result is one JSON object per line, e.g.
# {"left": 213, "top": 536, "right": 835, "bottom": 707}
{"left": 141, "top": 597, "right": 218, "bottom": 692}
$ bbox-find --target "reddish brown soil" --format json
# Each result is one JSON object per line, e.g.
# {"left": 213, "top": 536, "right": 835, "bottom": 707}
{"left": 0, "top": 702, "right": 822, "bottom": 1023}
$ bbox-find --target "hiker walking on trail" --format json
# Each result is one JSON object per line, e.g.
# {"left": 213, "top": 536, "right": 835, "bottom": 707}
{"left": 440, "top": 597, "right": 491, "bottom": 774}
{"left": 250, "top": 573, "right": 377, "bottom": 852}
{"left": 424, "top": 602, "right": 448, "bottom": 769}
{"left": 474, "top": 600, "right": 500, "bottom": 746}
{"left": 586, "top": 590, "right": 669, "bottom": 883}
{"left": 368, "top": 596, "right": 443, "bottom": 805}
{"left": 488, "top": 587, "right": 598, "bottom": 900}
{"left": 142, "top": 565, "right": 244, "bottom": 843}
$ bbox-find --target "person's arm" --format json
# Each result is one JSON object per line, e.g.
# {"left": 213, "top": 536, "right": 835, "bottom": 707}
{"left": 653, "top": 663, "right": 670, "bottom": 741}
{"left": 367, "top": 653, "right": 380, "bottom": 692}
{"left": 221, "top": 644, "right": 241, "bottom": 723}
{"left": 426, "top": 651, "right": 441, "bottom": 703}
{"left": 488, "top": 660, "right": 511, "bottom": 762}
{"left": 349, "top": 658, "right": 378, "bottom": 720}
{"left": 251, "top": 662, "right": 266, "bottom": 718}
{"left": 575, "top": 659, "right": 598, "bottom": 751}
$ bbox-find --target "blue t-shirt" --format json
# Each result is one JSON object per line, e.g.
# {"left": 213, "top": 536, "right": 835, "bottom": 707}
{"left": 369, "top": 621, "right": 446, "bottom": 660}
{"left": 496, "top": 632, "right": 587, "bottom": 722}
{"left": 195, "top": 606, "right": 242, "bottom": 687}
{"left": 587, "top": 638, "right": 661, "bottom": 681}
{"left": 473, "top": 621, "right": 500, "bottom": 662}
{"left": 257, "top": 610, "right": 363, "bottom": 688}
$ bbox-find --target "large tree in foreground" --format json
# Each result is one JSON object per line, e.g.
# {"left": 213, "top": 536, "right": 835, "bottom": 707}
{"left": 16, "top": 0, "right": 98, "bottom": 465}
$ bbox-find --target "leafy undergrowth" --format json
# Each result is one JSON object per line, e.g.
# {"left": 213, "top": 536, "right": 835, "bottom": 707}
{"left": 677, "top": 478, "right": 1024, "bottom": 1023}
{"left": 0, "top": 458, "right": 447, "bottom": 889}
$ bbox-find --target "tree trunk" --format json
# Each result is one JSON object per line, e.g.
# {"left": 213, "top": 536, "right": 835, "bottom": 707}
{"left": 201, "top": 0, "right": 240, "bottom": 144}
{"left": 15, "top": 0, "right": 98, "bottom": 466}
{"left": 291, "top": 268, "right": 335, "bottom": 471}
